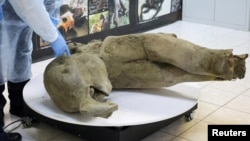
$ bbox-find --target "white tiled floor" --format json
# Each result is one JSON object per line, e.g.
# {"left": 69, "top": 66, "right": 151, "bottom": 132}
{"left": 2, "top": 20, "right": 250, "bottom": 141}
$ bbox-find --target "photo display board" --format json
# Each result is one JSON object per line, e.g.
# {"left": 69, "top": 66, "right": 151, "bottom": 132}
{"left": 32, "top": 0, "right": 182, "bottom": 62}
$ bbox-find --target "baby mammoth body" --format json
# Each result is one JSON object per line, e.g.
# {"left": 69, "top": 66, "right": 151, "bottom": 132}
{"left": 44, "top": 33, "right": 248, "bottom": 118}
{"left": 44, "top": 53, "right": 117, "bottom": 118}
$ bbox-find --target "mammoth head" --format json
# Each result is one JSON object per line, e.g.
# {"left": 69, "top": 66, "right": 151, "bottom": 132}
{"left": 44, "top": 53, "right": 118, "bottom": 118}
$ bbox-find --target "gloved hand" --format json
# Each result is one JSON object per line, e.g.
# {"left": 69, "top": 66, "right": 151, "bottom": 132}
{"left": 0, "top": 6, "right": 3, "bottom": 21}
{"left": 50, "top": 31, "right": 71, "bottom": 57}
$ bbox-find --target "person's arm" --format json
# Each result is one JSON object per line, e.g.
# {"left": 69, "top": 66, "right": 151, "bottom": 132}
{"left": 8, "top": 0, "right": 70, "bottom": 56}
{"left": 8, "top": 0, "right": 57, "bottom": 42}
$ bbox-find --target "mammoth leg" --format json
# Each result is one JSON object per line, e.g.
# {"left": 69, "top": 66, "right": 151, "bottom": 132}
{"left": 110, "top": 60, "right": 221, "bottom": 88}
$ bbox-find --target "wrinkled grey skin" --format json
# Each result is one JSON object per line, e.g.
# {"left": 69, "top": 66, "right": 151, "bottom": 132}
{"left": 44, "top": 33, "right": 248, "bottom": 118}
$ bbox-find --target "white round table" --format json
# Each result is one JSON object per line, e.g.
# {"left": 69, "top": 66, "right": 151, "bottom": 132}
{"left": 23, "top": 73, "right": 200, "bottom": 141}
{"left": 23, "top": 73, "right": 200, "bottom": 127}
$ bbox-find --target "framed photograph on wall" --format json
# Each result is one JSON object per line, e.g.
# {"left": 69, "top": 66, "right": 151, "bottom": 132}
{"left": 136, "top": 0, "right": 182, "bottom": 32}
{"left": 138, "top": 0, "right": 172, "bottom": 23}
{"left": 88, "top": 0, "right": 130, "bottom": 34}
{"left": 59, "top": 0, "right": 89, "bottom": 40}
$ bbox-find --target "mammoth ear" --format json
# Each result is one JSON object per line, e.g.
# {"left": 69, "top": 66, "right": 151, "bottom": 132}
{"left": 238, "top": 54, "right": 248, "bottom": 59}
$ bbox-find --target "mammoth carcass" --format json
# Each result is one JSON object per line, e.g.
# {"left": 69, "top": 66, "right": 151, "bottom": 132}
{"left": 44, "top": 33, "right": 248, "bottom": 118}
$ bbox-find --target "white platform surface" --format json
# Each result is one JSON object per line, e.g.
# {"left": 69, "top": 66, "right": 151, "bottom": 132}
{"left": 23, "top": 74, "right": 200, "bottom": 127}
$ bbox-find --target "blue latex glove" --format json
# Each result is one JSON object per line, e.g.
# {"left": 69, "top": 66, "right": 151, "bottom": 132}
{"left": 50, "top": 31, "right": 71, "bottom": 57}
{"left": 0, "top": 6, "right": 3, "bottom": 21}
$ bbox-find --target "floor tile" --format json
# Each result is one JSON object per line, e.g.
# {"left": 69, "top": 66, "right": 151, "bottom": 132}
{"left": 203, "top": 29, "right": 250, "bottom": 50}
{"left": 180, "top": 35, "right": 210, "bottom": 47}
{"left": 224, "top": 95, "right": 250, "bottom": 113}
{"left": 171, "top": 137, "right": 191, "bottom": 141}
{"left": 15, "top": 123, "right": 63, "bottom": 141}
{"left": 148, "top": 20, "right": 210, "bottom": 38}
{"left": 199, "top": 86, "right": 238, "bottom": 106}
{"left": 207, "top": 79, "right": 250, "bottom": 95}
{"left": 205, "top": 35, "right": 246, "bottom": 49}
{"left": 226, "top": 30, "right": 250, "bottom": 42}
{"left": 188, "top": 26, "right": 234, "bottom": 43}
{"left": 160, "top": 117, "right": 199, "bottom": 136}
{"left": 203, "top": 107, "right": 250, "bottom": 124}
{"left": 233, "top": 42, "right": 250, "bottom": 60}
{"left": 48, "top": 131, "right": 85, "bottom": 141}
{"left": 195, "top": 82, "right": 213, "bottom": 89}
{"left": 193, "top": 101, "right": 219, "bottom": 120}
{"left": 242, "top": 89, "right": 250, "bottom": 97}
{"left": 142, "top": 131, "right": 175, "bottom": 141}
{"left": 3, "top": 114, "right": 21, "bottom": 131}
{"left": 179, "top": 121, "right": 209, "bottom": 141}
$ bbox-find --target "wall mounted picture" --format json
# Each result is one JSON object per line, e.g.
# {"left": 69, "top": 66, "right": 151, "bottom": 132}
{"left": 89, "top": 0, "right": 109, "bottom": 34}
{"left": 59, "top": 0, "right": 89, "bottom": 40}
{"left": 89, "top": 11, "right": 109, "bottom": 34}
{"left": 171, "top": 0, "right": 182, "bottom": 12}
{"left": 138, "top": 0, "right": 171, "bottom": 22}
{"left": 89, "top": 0, "right": 130, "bottom": 34}
{"left": 108, "top": 0, "right": 130, "bottom": 29}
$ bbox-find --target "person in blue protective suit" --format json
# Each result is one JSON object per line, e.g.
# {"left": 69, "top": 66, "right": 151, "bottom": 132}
{"left": 0, "top": 0, "right": 70, "bottom": 141}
